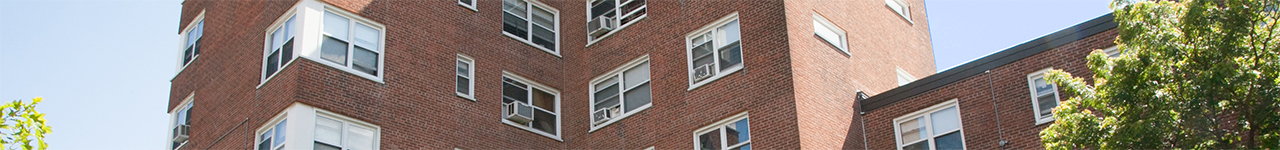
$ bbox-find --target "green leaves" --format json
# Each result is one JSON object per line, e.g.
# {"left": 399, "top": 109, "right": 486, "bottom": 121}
{"left": 0, "top": 98, "right": 50, "bottom": 150}
{"left": 1042, "top": 0, "right": 1280, "bottom": 149}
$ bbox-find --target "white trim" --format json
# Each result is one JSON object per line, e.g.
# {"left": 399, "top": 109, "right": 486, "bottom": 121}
{"left": 885, "top": 0, "right": 912, "bottom": 24}
{"left": 458, "top": 0, "right": 478, "bottom": 12}
{"left": 896, "top": 67, "right": 916, "bottom": 86}
{"left": 313, "top": 108, "right": 382, "bottom": 150}
{"left": 174, "top": 10, "right": 206, "bottom": 78}
{"left": 501, "top": 0, "right": 562, "bottom": 57}
{"left": 309, "top": 5, "right": 387, "bottom": 84}
{"left": 499, "top": 71, "right": 563, "bottom": 141}
{"left": 587, "top": 55, "right": 652, "bottom": 132}
{"left": 1027, "top": 68, "right": 1060, "bottom": 125}
{"left": 812, "top": 12, "right": 848, "bottom": 54}
{"left": 892, "top": 99, "right": 966, "bottom": 150}
{"left": 253, "top": 111, "right": 289, "bottom": 150}
{"left": 685, "top": 13, "right": 744, "bottom": 91}
{"left": 167, "top": 93, "right": 196, "bottom": 150}
{"left": 692, "top": 111, "right": 750, "bottom": 150}
{"left": 584, "top": 0, "right": 649, "bottom": 46}
{"left": 260, "top": 6, "right": 303, "bottom": 88}
{"left": 456, "top": 54, "right": 477, "bottom": 101}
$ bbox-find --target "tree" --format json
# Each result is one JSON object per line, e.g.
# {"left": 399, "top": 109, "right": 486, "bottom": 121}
{"left": 0, "top": 98, "right": 49, "bottom": 150}
{"left": 1040, "top": 0, "right": 1280, "bottom": 149}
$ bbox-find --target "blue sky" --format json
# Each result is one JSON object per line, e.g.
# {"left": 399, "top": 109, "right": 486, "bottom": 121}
{"left": 0, "top": 0, "right": 1110, "bottom": 149}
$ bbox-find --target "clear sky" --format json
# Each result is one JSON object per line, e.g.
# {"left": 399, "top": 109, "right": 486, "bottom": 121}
{"left": 0, "top": 0, "right": 1111, "bottom": 149}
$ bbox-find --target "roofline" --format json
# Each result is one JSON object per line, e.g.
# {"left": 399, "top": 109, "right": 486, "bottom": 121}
{"left": 859, "top": 13, "right": 1116, "bottom": 113}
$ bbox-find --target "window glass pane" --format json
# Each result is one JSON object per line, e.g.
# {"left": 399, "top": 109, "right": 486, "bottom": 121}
{"left": 623, "top": 62, "right": 650, "bottom": 88}
{"left": 698, "top": 129, "right": 721, "bottom": 150}
{"left": 531, "top": 26, "right": 556, "bottom": 50}
{"left": 502, "top": 12, "right": 528, "bottom": 38}
{"left": 459, "top": 0, "right": 473, "bottom": 6}
{"left": 323, "top": 12, "right": 349, "bottom": 39}
{"left": 502, "top": 0, "right": 527, "bottom": 16}
{"left": 718, "top": 43, "right": 743, "bottom": 69}
{"left": 315, "top": 117, "right": 342, "bottom": 145}
{"left": 284, "top": 17, "right": 295, "bottom": 38}
{"left": 282, "top": 39, "right": 294, "bottom": 63}
{"left": 353, "top": 47, "right": 378, "bottom": 75}
{"left": 594, "top": 85, "right": 620, "bottom": 110}
{"left": 177, "top": 108, "right": 188, "bottom": 125}
{"left": 258, "top": 138, "right": 272, "bottom": 150}
{"left": 531, "top": 109, "right": 556, "bottom": 133}
{"left": 934, "top": 131, "right": 964, "bottom": 150}
{"left": 594, "top": 83, "right": 619, "bottom": 101}
{"left": 931, "top": 106, "right": 961, "bottom": 135}
{"left": 272, "top": 28, "right": 285, "bottom": 50}
{"left": 1033, "top": 77, "right": 1054, "bottom": 96}
{"left": 353, "top": 24, "right": 379, "bottom": 51}
{"left": 813, "top": 20, "right": 841, "bottom": 49}
{"left": 720, "top": 20, "right": 740, "bottom": 44}
{"left": 902, "top": 141, "right": 928, "bottom": 150}
{"left": 531, "top": 7, "right": 554, "bottom": 29}
{"left": 266, "top": 51, "right": 280, "bottom": 75}
{"left": 725, "top": 118, "right": 750, "bottom": 146}
{"left": 456, "top": 76, "right": 470, "bottom": 94}
{"left": 899, "top": 117, "right": 923, "bottom": 143}
{"left": 531, "top": 88, "right": 555, "bottom": 111}
{"left": 595, "top": 77, "right": 618, "bottom": 91}
{"left": 502, "top": 81, "right": 529, "bottom": 103}
{"left": 1039, "top": 94, "right": 1057, "bottom": 117}
{"left": 691, "top": 43, "right": 714, "bottom": 60}
{"left": 589, "top": 0, "right": 616, "bottom": 19}
{"left": 320, "top": 37, "right": 349, "bottom": 65}
{"left": 597, "top": 96, "right": 620, "bottom": 111}
{"left": 456, "top": 60, "right": 470, "bottom": 76}
{"left": 729, "top": 144, "right": 750, "bottom": 150}
{"left": 346, "top": 126, "right": 375, "bottom": 150}
{"left": 622, "top": 83, "right": 650, "bottom": 112}
{"left": 314, "top": 142, "right": 340, "bottom": 150}
{"left": 273, "top": 120, "right": 287, "bottom": 147}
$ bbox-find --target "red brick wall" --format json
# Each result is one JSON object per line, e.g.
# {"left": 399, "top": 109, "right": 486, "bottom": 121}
{"left": 857, "top": 29, "right": 1116, "bottom": 149}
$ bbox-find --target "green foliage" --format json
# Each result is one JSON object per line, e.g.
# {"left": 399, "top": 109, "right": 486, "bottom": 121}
{"left": 0, "top": 98, "right": 49, "bottom": 150}
{"left": 1040, "top": 0, "right": 1280, "bottom": 149}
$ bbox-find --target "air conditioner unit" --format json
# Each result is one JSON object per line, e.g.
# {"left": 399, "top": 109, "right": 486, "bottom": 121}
{"left": 504, "top": 102, "right": 535, "bottom": 124}
{"left": 592, "top": 105, "right": 625, "bottom": 125}
{"left": 172, "top": 124, "right": 190, "bottom": 143}
{"left": 588, "top": 16, "right": 618, "bottom": 37}
{"left": 692, "top": 64, "right": 715, "bottom": 81}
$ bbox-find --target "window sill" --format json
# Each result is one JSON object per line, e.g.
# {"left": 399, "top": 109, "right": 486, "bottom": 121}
{"left": 171, "top": 55, "right": 200, "bottom": 81}
{"left": 456, "top": 93, "right": 475, "bottom": 101}
{"left": 585, "top": 15, "right": 647, "bottom": 47}
{"left": 688, "top": 64, "right": 745, "bottom": 91}
{"left": 588, "top": 104, "right": 652, "bottom": 133}
{"left": 257, "top": 58, "right": 300, "bottom": 89}
{"left": 458, "top": 2, "right": 477, "bottom": 12}
{"left": 1035, "top": 117, "right": 1054, "bottom": 126}
{"left": 500, "top": 119, "right": 563, "bottom": 142}
{"left": 502, "top": 32, "right": 561, "bottom": 58}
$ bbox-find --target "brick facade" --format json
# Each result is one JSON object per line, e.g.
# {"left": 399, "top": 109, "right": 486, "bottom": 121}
{"left": 168, "top": 0, "right": 932, "bottom": 149}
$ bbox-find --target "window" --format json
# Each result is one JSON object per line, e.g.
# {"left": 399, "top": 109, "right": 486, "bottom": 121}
{"left": 257, "top": 119, "right": 287, "bottom": 150}
{"left": 500, "top": 72, "right": 561, "bottom": 139}
{"left": 320, "top": 9, "right": 384, "bottom": 77}
{"left": 1102, "top": 46, "right": 1120, "bottom": 57}
{"left": 686, "top": 13, "right": 743, "bottom": 90}
{"left": 169, "top": 94, "right": 194, "bottom": 150}
{"left": 589, "top": 56, "right": 651, "bottom": 131}
{"left": 694, "top": 112, "right": 750, "bottom": 150}
{"left": 502, "top": 0, "right": 560, "bottom": 55}
{"left": 456, "top": 54, "right": 476, "bottom": 100}
{"left": 1027, "top": 68, "right": 1060, "bottom": 124}
{"left": 894, "top": 100, "right": 965, "bottom": 150}
{"left": 812, "top": 13, "right": 848, "bottom": 53}
{"left": 314, "top": 115, "right": 378, "bottom": 150}
{"left": 263, "top": 14, "right": 297, "bottom": 83}
{"left": 178, "top": 13, "right": 205, "bottom": 71}
{"left": 896, "top": 67, "right": 916, "bottom": 86}
{"left": 586, "top": 0, "right": 647, "bottom": 43}
{"left": 459, "top": 0, "right": 477, "bottom": 11}
{"left": 885, "top": 0, "right": 911, "bottom": 23}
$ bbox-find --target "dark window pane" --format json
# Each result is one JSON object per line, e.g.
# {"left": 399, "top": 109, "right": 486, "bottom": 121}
{"left": 1039, "top": 94, "right": 1058, "bottom": 117}
{"left": 594, "top": 83, "right": 619, "bottom": 101}
{"left": 532, "top": 88, "right": 555, "bottom": 111}
{"left": 503, "top": 12, "right": 528, "bottom": 39}
{"left": 902, "top": 141, "right": 928, "bottom": 150}
{"left": 729, "top": 144, "right": 750, "bottom": 150}
{"left": 184, "top": 46, "right": 195, "bottom": 65}
{"left": 353, "top": 46, "right": 378, "bottom": 75}
{"left": 620, "top": 8, "right": 645, "bottom": 25}
{"left": 193, "top": 39, "right": 201, "bottom": 59}
{"left": 934, "top": 131, "right": 964, "bottom": 150}
{"left": 457, "top": 76, "right": 470, "bottom": 94}
{"left": 726, "top": 118, "right": 750, "bottom": 145}
{"left": 502, "top": 82, "right": 528, "bottom": 103}
{"left": 459, "top": 0, "right": 473, "bottom": 5}
{"left": 531, "top": 26, "right": 555, "bottom": 50}
{"left": 589, "top": 0, "right": 616, "bottom": 19}
{"left": 531, "top": 109, "right": 556, "bottom": 133}
{"left": 314, "top": 142, "right": 340, "bottom": 150}
{"left": 282, "top": 38, "right": 294, "bottom": 63}
{"left": 621, "top": 0, "right": 645, "bottom": 15}
{"left": 320, "top": 36, "right": 348, "bottom": 65}
{"left": 595, "top": 96, "right": 619, "bottom": 111}
{"left": 622, "top": 83, "right": 650, "bottom": 112}
{"left": 258, "top": 139, "right": 271, "bottom": 150}
{"left": 719, "top": 42, "right": 743, "bottom": 70}
{"left": 699, "top": 129, "right": 721, "bottom": 150}
{"left": 266, "top": 50, "right": 280, "bottom": 76}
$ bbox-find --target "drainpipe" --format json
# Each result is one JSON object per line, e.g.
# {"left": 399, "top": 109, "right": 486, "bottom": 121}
{"left": 987, "top": 70, "right": 1009, "bottom": 148}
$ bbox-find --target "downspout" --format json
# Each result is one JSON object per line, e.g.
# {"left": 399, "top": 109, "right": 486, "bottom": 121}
{"left": 987, "top": 70, "right": 1008, "bottom": 148}
{"left": 205, "top": 117, "right": 249, "bottom": 150}
{"left": 857, "top": 91, "right": 869, "bottom": 150}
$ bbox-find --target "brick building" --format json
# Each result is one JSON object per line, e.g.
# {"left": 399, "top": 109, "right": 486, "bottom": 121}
{"left": 850, "top": 14, "right": 1117, "bottom": 149}
{"left": 165, "top": 0, "right": 934, "bottom": 149}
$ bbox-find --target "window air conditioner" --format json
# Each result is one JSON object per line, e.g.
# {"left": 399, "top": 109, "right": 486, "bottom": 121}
{"left": 588, "top": 16, "right": 618, "bottom": 37}
{"left": 592, "top": 105, "right": 624, "bottom": 125}
{"left": 693, "top": 64, "right": 715, "bottom": 81}
{"left": 172, "top": 124, "right": 190, "bottom": 143}
{"left": 504, "top": 101, "right": 535, "bottom": 124}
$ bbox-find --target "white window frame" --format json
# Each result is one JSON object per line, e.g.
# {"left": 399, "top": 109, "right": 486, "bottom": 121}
{"left": 500, "top": 71, "right": 563, "bottom": 141}
{"left": 892, "top": 99, "right": 966, "bottom": 150}
{"left": 175, "top": 10, "right": 206, "bottom": 75}
{"left": 458, "top": 0, "right": 478, "bottom": 12}
{"left": 502, "top": 0, "right": 562, "bottom": 57}
{"left": 254, "top": 114, "right": 288, "bottom": 150}
{"left": 315, "top": 6, "right": 387, "bottom": 83}
{"left": 896, "top": 67, "right": 916, "bottom": 86}
{"left": 692, "top": 112, "right": 751, "bottom": 150}
{"left": 456, "top": 54, "right": 476, "bottom": 101}
{"left": 587, "top": 55, "right": 652, "bottom": 132}
{"left": 313, "top": 110, "right": 381, "bottom": 150}
{"left": 812, "top": 13, "right": 848, "bottom": 54}
{"left": 1027, "top": 68, "right": 1061, "bottom": 125}
{"left": 685, "top": 13, "right": 744, "bottom": 91}
{"left": 885, "top": 0, "right": 912, "bottom": 24}
{"left": 584, "top": 0, "right": 648, "bottom": 46}
{"left": 168, "top": 93, "right": 195, "bottom": 150}
{"left": 260, "top": 9, "right": 300, "bottom": 88}
{"left": 1102, "top": 46, "right": 1120, "bottom": 58}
